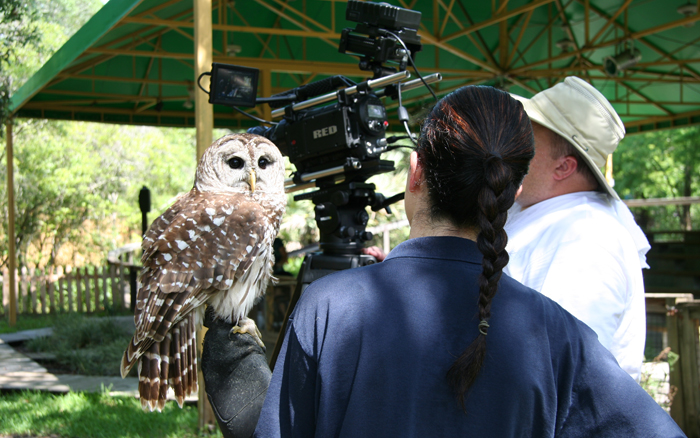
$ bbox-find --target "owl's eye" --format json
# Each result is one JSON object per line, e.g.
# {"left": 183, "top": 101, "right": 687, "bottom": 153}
{"left": 258, "top": 157, "right": 271, "bottom": 169}
{"left": 227, "top": 157, "right": 244, "bottom": 169}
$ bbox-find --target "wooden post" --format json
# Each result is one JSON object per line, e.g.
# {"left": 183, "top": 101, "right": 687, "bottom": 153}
{"left": 29, "top": 268, "right": 37, "bottom": 314}
{"left": 118, "top": 262, "right": 126, "bottom": 309}
{"left": 110, "top": 264, "right": 118, "bottom": 309}
{"left": 39, "top": 268, "right": 47, "bottom": 314}
{"left": 94, "top": 267, "right": 101, "bottom": 313}
{"left": 58, "top": 268, "right": 65, "bottom": 313}
{"left": 194, "top": 0, "right": 216, "bottom": 431}
{"left": 669, "top": 302, "right": 700, "bottom": 436}
{"left": 20, "top": 266, "right": 27, "bottom": 314}
{"left": 260, "top": 68, "right": 272, "bottom": 122}
{"left": 67, "top": 267, "right": 74, "bottom": 312}
{"left": 84, "top": 267, "right": 92, "bottom": 313}
{"left": 1, "top": 268, "right": 7, "bottom": 316}
{"left": 6, "top": 120, "right": 17, "bottom": 326}
{"left": 102, "top": 266, "right": 108, "bottom": 311}
{"left": 77, "top": 267, "right": 84, "bottom": 313}
{"left": 194, "top": 0, "right": 213, "bottom": 161}
{"left": 48, "top": 267, "right": 56, "bottom": 314}
{"left": 668, "top": 302, "right": 686, "bottom": 429}
{"left": 679, "top": 304, "right": 700, "bottom": 436}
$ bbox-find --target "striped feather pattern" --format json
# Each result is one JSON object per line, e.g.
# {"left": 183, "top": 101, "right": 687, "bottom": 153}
{"left": 120, "top": 134, "right": 286, "bottom": 411}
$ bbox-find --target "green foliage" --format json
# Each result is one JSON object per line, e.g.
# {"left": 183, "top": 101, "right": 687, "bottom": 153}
{"left": 614, "top": 126, "right": 700, "bottom": 231}
{"left": 25, "top": 314, "right": 136, "bottom": 377}
{"left": 0, "top": 0, "right": 39, "bottom": 124}
{"left": 0, "top": 390, "right": 220, "bottom": 438}
{"left": 0, "top": 120, "right": 198, "bottom": 268}
{"left": 282, "top": 255, "right": 303, "bottom": 277}
{"left": 0, "top": 0, "right": 418, "bottom": 270}
{"left": 1, "top": 0, "right": 103, "bottom": 124}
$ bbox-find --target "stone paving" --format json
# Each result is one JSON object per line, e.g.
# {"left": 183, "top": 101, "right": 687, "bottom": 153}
{"left": 0, "top": 324, "right": 140, "bottom": 397}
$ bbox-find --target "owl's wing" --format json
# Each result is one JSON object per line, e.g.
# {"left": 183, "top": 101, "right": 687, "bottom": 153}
{"left": 130, "top": 188, "right": 275, "bottom": 350}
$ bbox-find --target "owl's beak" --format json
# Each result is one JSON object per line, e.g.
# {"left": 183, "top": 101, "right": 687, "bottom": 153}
{"left": 248, "top": 168, "right": 256, "bottom": 192}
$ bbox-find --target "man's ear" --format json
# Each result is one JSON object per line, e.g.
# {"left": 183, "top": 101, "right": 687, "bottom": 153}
{"left": 515, "top": 184, "right": 523, "bottom": 200}
{"left": 552, "top": 155, "right": 578, "bottom": 181}
{"left": 408, "top": 151, "right": 425, "bottom": 192}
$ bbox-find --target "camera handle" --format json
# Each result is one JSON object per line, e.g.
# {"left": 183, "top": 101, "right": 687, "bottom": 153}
{"left": 270, "top": 70, "right": 410, "bottom": 119}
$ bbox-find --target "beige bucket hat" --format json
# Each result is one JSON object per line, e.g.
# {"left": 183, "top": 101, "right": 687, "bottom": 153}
{"left": 511, "top": 76, "right": 625, "bottom": 200}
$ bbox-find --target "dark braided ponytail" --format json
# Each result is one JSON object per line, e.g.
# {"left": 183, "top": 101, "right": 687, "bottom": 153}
{"left": 416, "top": 85, "right": 534, "bottom": 408}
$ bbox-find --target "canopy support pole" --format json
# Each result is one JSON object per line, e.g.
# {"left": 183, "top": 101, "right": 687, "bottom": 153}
{"left": 194, "top": 0, "right": 216, "bottom": 432}
{"left": 5, "top": 120, "right": 16, "bottom": 327}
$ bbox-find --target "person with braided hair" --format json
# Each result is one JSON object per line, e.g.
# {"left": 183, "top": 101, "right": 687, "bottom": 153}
{"left": 202, "top": 85, "right": 683, "bottom": 438}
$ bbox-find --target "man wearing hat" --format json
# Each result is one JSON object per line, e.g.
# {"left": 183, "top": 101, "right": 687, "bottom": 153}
{"left": 505, "top": 76, "right": 651, "bottom": 381}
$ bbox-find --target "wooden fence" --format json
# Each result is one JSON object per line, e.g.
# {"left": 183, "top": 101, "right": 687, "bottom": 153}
{"left": 1, "top": 264, "right": 139, "bottom": 316}
{"left": 668, "top": 299, "right": 700, "bottom": 437}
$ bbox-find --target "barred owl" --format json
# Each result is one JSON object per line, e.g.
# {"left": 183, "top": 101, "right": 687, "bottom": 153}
{"left": 120, "top": 133, "right": 287, "bottom": 411}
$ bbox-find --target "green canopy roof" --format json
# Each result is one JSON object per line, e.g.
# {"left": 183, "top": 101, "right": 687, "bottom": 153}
{"left": 9, "top": 0, "right": 700, "bottom": 134}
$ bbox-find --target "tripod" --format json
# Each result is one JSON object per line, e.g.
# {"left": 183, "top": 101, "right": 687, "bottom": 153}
{"left": 268, "top": 179, "right": 402, "bottom": 369}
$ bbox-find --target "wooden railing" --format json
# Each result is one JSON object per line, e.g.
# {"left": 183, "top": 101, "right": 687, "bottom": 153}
{"left": 0, "top": 264, "right": 133, "bottom": 316}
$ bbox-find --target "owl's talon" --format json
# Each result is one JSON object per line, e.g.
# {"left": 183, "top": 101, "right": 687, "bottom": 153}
{"left": 231, "top": 316, "right": 265, "bottom": 349}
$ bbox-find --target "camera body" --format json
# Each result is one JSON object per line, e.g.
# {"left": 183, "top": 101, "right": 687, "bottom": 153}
{"left": 208, "top": 0, "right": 421, "bottom": 181}
{"left": 264, "top": 92, "right": 389, "bottom": 178}
{"left": 205, "top": 0, "right": 427, "bottom": 253}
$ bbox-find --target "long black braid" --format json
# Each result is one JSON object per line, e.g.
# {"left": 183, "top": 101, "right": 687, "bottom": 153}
{"left": 416, "top": 85, "right": 534, "bottom": 408}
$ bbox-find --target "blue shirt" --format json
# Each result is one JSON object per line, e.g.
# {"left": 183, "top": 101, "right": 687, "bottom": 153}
{"left": 256, "top": 236, "right": 684, "bottom": 437}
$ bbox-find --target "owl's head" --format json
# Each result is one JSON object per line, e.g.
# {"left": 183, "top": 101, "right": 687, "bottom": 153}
{"left": 195, "top": 133, "right": 285, "bottom": 195}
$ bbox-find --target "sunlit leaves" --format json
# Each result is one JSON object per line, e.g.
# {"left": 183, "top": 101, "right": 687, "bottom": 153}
{"left": 614, "top": 126, "right": 700, "bottom": 230}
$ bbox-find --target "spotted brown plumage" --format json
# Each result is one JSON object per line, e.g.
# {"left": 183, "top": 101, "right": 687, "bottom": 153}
{"left": 120, "top": 133, "right": 286, "bottom": 411}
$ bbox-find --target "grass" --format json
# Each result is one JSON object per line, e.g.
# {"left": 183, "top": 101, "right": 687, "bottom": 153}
{"left": 0, "top": 308, "right": 132, "bottom": 334}
{"left": 22, "top": 314, "right": 137, "bottom": 377}
{"left": 0, "top": 313, "right": 62, "bottom": 334}
{"left": 1, "top": 313, "right": 222, "bottom": 437}
{"left": 0, "top": 390, "right": 221, "bottom": 438}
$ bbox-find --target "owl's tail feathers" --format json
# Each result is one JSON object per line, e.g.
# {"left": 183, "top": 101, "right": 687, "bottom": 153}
{"left": 137, "top": 313, "right": 198, "bottom": 411}
{"left": 120, "top": 337, "right": 142, "bottom": 379}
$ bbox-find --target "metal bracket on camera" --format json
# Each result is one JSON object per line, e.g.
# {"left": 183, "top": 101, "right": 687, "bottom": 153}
{"left": 285, "top": 158, "right": 362, "bottom": 193}
{"left": 376, "top": 73, "right": 442, "bottom": 98}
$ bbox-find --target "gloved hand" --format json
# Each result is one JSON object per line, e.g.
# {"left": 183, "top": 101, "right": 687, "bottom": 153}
{"left": 202, "top": 307, "right": 271, "bottom": 438}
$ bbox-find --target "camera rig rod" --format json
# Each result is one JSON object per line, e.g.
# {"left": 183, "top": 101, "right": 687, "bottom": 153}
{"left": 271, "top": 70, "right": 410, "bottom": 119}
{"left": 375, "top": 73, "right": 442, "bottom": 97}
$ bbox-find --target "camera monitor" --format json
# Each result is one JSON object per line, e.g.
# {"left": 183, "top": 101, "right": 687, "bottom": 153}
{"left": 209, "top": 63, "right": 259, "bottom": 108}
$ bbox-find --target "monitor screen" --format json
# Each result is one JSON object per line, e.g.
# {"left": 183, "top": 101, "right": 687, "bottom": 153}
{"left": 209, "top": 63, "right": 259, "bottom": 108}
